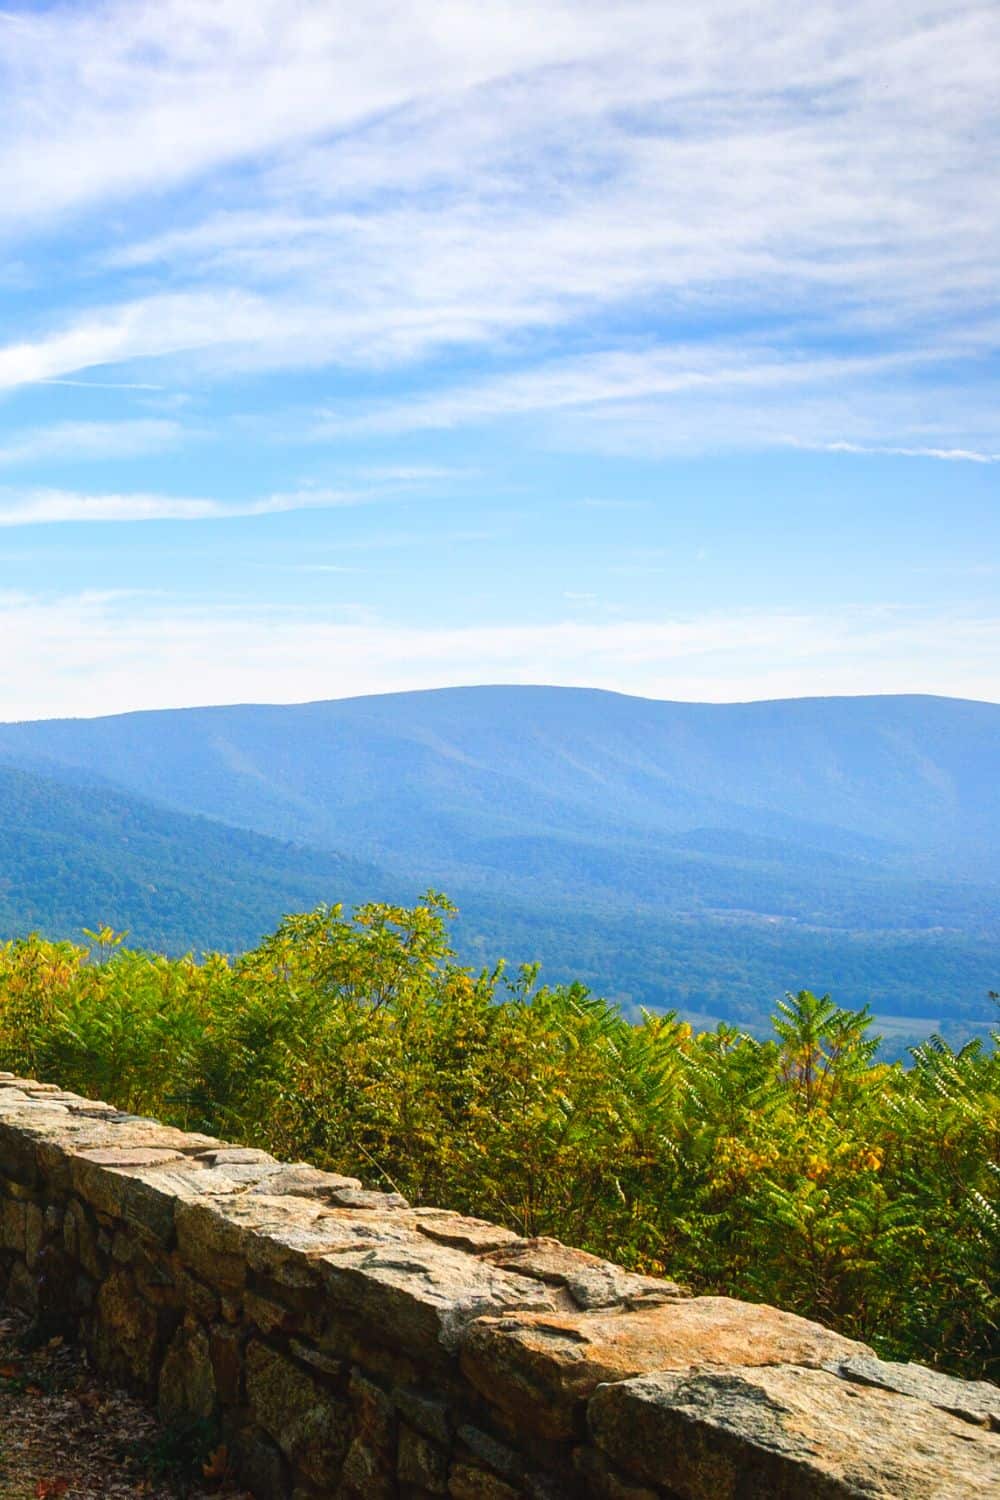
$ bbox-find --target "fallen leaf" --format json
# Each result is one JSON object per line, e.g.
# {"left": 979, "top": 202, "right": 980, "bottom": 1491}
{"left": 202, "top": 1442, "right": 229, "bottom": 1480}
{"left": 35, "top": 1480, "right": 70, "bottom": 1499}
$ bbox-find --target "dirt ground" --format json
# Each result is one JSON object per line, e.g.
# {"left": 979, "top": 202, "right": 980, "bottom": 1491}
{"left": 0, "top": 1312, "right": 251, "bottom": 1500}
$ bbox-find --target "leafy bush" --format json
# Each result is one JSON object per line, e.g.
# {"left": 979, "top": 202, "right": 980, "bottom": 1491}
{"left": 0, "top": 897, "right": 995, "bottom": 1378}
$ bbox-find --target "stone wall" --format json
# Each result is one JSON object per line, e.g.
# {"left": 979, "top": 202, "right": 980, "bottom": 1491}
{"left": 0, "top": 1073, "right": 997, "bottom": 1499}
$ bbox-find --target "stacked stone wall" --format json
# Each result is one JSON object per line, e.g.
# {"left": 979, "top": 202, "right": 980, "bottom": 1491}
{"left": 0, "top": 1073, "right": 997, "bottom": 1498}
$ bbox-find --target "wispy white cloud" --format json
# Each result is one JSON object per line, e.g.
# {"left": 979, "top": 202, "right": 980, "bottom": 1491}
{"left": 313, "top": 340, "right": 1000, "bottom": 459}
{"left": 0, "top": 592, "right": 996, "bottom": 721}
{"left": 0, "top": 0, "right": 994, "bottom": 453}
{"left": 553, "top": 386, "right": 1000, "bottom": 462}
{"left": 789, "top": 440, "right": 1000, "bottom": 465}
{"left": 316, "top": 343, "right": 923, "bottom": 432}
{"left": 0, "top": 1, "right": 587, "bottom": 229}
{"left": 0, "top": 292, "right": 268, "bottom": 389}
{"left": 355, "top": 464, "right": 475, "bottom": 484}
{"left": 0, "top": 420, "right": 183, "bottom": 466}
{"left": 37, "top": 379, "right": 166, "bottom": 391}
{"left": 0, "top": 484, "right": 372, "bottom": 527}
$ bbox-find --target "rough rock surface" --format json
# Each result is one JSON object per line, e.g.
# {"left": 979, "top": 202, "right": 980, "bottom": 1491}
{"left": 0, "top": 1072, "right": 997, "bottom": 1499}
{"left": 588, "top": 1364, "right": 1000, "bottom": 1498}
{"left": 460, "top": 1296, "right": 868, "bottom": 1438}
{"left": 828, "top": 1351, "right": 1000, "bottom": 1430}
{"left": 482, "top": 1235, "right": 685, "bottom": 1310}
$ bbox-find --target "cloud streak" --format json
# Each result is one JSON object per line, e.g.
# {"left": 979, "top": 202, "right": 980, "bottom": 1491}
{"left": 314, "top": 340, "right": 1000, "bottom": 459}
{"left": 0, "top": 485, "right": 373, "bottom": 527}
{"left": 0, "top": 420, "right": 183, "bottom": 466}
{"left": 792, "top": 441, "right": 1000, "bottom": 465}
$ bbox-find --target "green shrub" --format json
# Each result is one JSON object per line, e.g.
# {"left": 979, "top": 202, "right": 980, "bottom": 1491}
{"left": 0, "top": 897, "right": 995, "bottom": 1378}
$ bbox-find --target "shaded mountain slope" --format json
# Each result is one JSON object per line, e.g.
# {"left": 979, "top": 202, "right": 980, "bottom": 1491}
{"left": 0, "top": 763, "right": 391, "bottom": 953}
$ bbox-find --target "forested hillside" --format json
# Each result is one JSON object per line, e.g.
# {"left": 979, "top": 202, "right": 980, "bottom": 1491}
{"left": 0, "top": 762, "right": 390, "bottom": 952}
{"left": 456, "top": 895, "right": 1000, "bottom": 1033}
{"left": 0, "top": 688, "right": 996, "bottom": 1033}
{"left": 0, "top": 896, "right": 995, "bottom": 1380}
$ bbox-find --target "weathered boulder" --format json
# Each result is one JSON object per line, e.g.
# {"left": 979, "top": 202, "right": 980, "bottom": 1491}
{"left": 829, "top": 1352, "right": 1000, "bottom": 1431}
{"left": 196, "top": 1146, "right": 277, "bottom": 1166}
{"left": 72, "top": 1153, "right": 208, "bottom": 1244}
{"left": 246, "top": 1162, "right": 362, "bottom": 1199}
{"left": 409, "top": 1208, "right": 524, "bottom": 1255}
{"left": 588, "top": 1364, "right": 1000, "bottom": 1498}
{"left": 339, "top": 1369, "right": 398, "bottom": 1498}
{"left": 461, "top": 1297, "right": 868, "bottom": 1439}
{"left": 448, "top": 1462, "right": 523, "bottom": 1500}
{"left": 395, "top": 1385, "right": 453, "bottom": 1445}
{"left": 0, "top": 1197, "right": 26, "bottom": 1252}
{"left": 246, "top": 1339, "right": 352, "bottom": 1487}
{"left": 319, "top": 1236, "right": 558, "bottom": 1355}
{"left": 332, "top": 1185, "right": 410, "bottom": 1210}
{"left": 483, "top": 1236, "right": 686, "bottom": 1311}
{"left": 399, "top": 1420, "right": 450, "bottom": 1492}
{"left": 91, "top": 1266, "right": 161, "bottom": 1390}
{"left": 175, "top": 1193, "right": 419, "bottom": 1293}
{"left": 159, "top": 1317, "right": 217, "bottom": 1420}
{"left": 573, "top": 1445, "right": 661, "bottom": 1500}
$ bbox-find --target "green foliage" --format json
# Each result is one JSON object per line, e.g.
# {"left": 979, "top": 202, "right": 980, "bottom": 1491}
{"left": 0, "top": 900, "right": 996, "bottom": 1379}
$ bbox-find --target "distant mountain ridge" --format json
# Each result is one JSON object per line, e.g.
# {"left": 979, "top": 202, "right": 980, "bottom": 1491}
{"left": 0, "top": 687, "right": 996, "bottom": 862}
{"left": 0, "top": 687, "right": 996, "bottom": 1026}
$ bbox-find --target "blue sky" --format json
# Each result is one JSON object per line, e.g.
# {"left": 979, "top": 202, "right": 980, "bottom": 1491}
{"left": 0, "top": 0, "right": 997, "bottom": 718}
